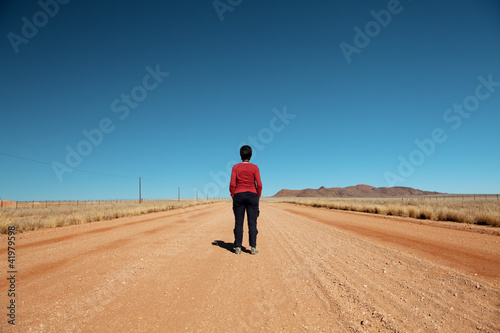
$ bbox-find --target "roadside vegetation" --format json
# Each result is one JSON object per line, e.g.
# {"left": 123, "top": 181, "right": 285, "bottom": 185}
{"left": 0, "top": 199, "right": 216, "bottom": 234}
{"left": 273, "top": 197, "right": 500, "bottom": 227}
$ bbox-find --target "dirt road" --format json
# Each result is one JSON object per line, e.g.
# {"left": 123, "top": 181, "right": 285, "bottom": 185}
{"left": 1, "top": 202, "right": 499, "bottom": 332}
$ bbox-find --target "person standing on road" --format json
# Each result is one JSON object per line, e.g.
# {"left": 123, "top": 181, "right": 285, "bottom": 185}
{"left": 230, "top": 145, "right": 262, "bottom": 255}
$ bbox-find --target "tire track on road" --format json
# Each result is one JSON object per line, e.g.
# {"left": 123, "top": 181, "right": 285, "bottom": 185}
{"left": 1, "top": 202, "right": 498, "bottom": 332}
{"left": 267, "top": 203, "right": 500, "bottom": 332}
{"left": 281, "top": 204, "right": 500, "bottom": 279}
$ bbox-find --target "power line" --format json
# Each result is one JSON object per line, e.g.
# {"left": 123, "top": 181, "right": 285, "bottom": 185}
{"left": 0, "top": 152, "right": 137, "bottom": 179}
{"left": 0, "top": 151, "right": 52, "bottom": 167}
{"left": 141, "top": 177, "right": 169, "bottom": 187}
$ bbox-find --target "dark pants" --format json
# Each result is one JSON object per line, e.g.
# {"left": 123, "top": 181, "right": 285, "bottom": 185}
{"left": 233, "top": 192, "right": 259, "bottom": 248}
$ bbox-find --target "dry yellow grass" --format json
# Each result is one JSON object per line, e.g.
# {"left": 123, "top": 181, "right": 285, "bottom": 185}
{"left": 272, "top": 197, "right": 500, "bottom": 227}
{"left": 0, "top": 199, "right": 216, "bottom": 234}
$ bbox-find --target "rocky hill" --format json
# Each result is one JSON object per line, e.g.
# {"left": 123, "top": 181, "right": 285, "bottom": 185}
{"left": 273, "top": 184, "right": 443, "bottom": 198}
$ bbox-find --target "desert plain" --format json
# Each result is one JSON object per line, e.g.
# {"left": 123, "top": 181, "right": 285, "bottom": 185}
{"left": 0, "top": 199, "right": 499, "bottom": 332}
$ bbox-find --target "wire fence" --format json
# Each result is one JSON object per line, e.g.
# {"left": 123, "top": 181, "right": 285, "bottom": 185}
{"left": 0, "top": 197, "right": 231, "bottom": 209}
{"left": 387, "top": 194, "right": 499, "bottom": 202}
{"left": 1, "top": 194, "right": 497, "bottom": 209}
{"left": 265, "top": 194, "right": 500, "bottom": 203}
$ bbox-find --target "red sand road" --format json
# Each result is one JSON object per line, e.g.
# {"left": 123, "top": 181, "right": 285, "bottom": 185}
{"left": 1, "top": 202, "right": 499, "bottom": 332}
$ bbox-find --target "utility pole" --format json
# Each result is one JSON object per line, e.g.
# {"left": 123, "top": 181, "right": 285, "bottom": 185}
{"left": 139, "top": 177, "right": 142, "bottom": 204}
{"left": 178, "top": 187, "right": 180, "bottom": 201}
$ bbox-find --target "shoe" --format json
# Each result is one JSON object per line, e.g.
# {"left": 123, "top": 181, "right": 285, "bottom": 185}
{"left": 234, "top": 247, "right": 242, "bottom": 255}
{"left": 251, "top": 247, "right": 259, "bottom": 255}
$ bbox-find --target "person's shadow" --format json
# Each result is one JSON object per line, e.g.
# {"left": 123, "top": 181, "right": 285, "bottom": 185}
{"left": 212, "top": 240, "right": 250, "bottom": 254}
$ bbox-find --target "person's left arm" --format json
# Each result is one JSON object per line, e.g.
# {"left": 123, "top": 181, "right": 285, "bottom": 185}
{"left": 254, "top": 166, "right": 262, "bottom": 198}
{"left": 229, "top": 165, "right": 237, "bottom": 198}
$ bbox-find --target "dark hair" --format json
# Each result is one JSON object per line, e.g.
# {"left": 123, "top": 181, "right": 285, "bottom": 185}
{"left": 240, "top": 145, "right": 252, "bottom": 161}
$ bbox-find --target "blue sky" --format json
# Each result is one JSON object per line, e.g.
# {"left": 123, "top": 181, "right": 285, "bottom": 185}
{"left": 1, "top": 0, "right": 499, "bottom": 201}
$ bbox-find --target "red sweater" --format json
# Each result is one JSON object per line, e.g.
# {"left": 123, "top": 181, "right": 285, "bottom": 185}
{"left": 230, "top": 162, "right": 262, "bottom": 198}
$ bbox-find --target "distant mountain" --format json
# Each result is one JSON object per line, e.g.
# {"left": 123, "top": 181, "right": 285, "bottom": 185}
{"left": 272, "top": 184, "right": 443, "bottom": 198}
